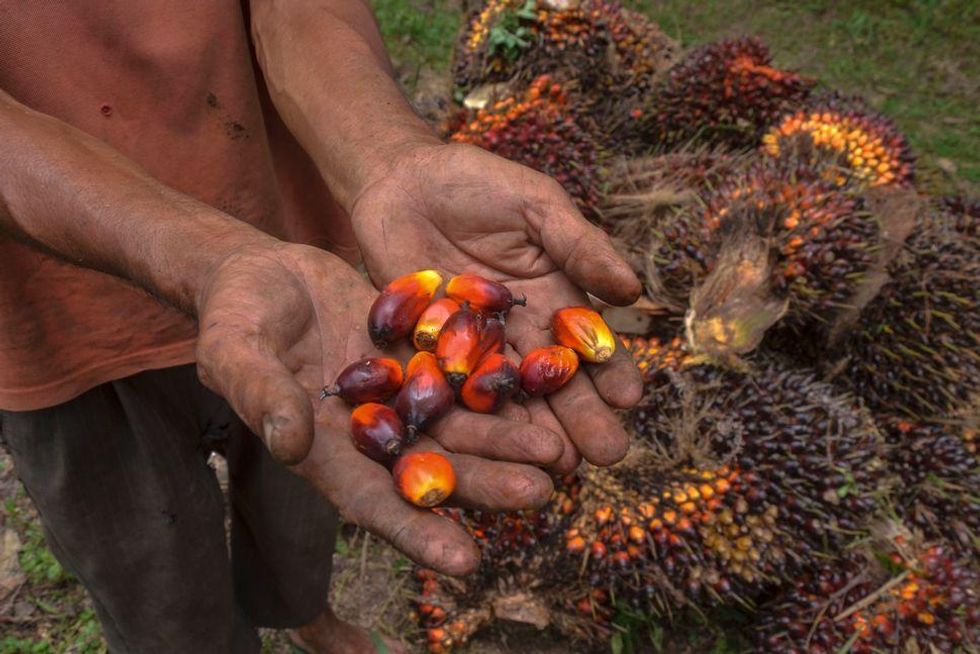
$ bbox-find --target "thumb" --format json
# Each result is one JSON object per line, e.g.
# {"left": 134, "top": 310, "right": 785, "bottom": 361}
{"left": 196, "top": 329, "right": 314, "bottom": 465}
{"left": 530, "top": 177, "right": 641, "bottom": 305}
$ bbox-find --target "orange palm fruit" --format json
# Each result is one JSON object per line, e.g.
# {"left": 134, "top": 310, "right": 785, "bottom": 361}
{"left": 368, "top": 270, "right": 443, "bottom": 348}
{"left": 460, "top": 353, "right": 521, "bottom": 413}
{"left": 475, "top": 315, "right": 506, "bottom": 361}
{"left": 519, "top": 345, "right": 579, "bottom": 396}
{"left": 552, "top": 306, "right": 617, "bottom": 363}
{"left": 395, "top": 352, "right": 455, "bottom": 439}
{"left": 350, "top": 403, "right": 406, "bottom": 463}
{"left": 435, "top": 306, "right": 485, "bottom": 387}
{"left": 445, "top": 273, "right": 526, "bottom": 314}
{"left": 320, "top": 357, "right": 403, "bottom": 404}
{"left": 393, "top": 451, "right": 456, "bottom": 508}
{"left": 413, "top": 298, "right": 461, "bottom": 351}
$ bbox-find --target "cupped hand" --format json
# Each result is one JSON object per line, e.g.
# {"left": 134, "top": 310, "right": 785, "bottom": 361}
{"left": 194, "top": 242, "right": 565, "bottom": 575}
{"left": 350, "top": 143, "right": 645, "bottom": 471}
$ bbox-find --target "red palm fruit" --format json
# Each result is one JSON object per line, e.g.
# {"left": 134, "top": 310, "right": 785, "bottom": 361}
{"left": 393, "top": 451, "right": 457, "bottom": 508}
{"left": 396, "top": 352, "right": 455, "bottom": 440}
{"left": 368, "top": 270, "right": 443, "bottom": 348}
{"left": 519, "top": 345, "right": 579, "bottom": 396}
{"left": 460, "top": 353, "right": 521, "bottom": 413}
{"left": 413, "top": 298, "right": 461, "bottom": 352}
{"left": 320, "top": 357, "right": 403, "bottom": 404}
{"left": 476, "top": 315, "right": 507, "bottom": 361}
{"left": 435, "top": 307, "right": 486, "bottom": 387}
{"left": 350, "top": 403, "right": 406, "bottom": 463}
{"left": 552, "top": 307, "right": 617, "bottom": 363}
{"left": 445, "top": 273, "right": 526, "bottom": 314}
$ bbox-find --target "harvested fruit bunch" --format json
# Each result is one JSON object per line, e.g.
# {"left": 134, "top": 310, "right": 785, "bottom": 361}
{"left": 620, "top": 333, "right": 690, "bottom": 380}
{"left": 762, "top": 96, "right": 915, "bottom": 188}
{"left": 452, "top": 0, "right": 675, "bottom": 117}
{"left": 833, "top": 208, "right": 979, "bottom": 418}
{"left": 415, "top": 476, "right": 612, "bottom": 652}
{"left": 447, "top": 76, "right": 602, "bottom": 214}
{"left": 615, "top": 332, "right": 885, "bottom": 610}
{"left": 755, "top": 540, "right": 980, "bottom": 653}
{"left": 882, "top": 420, "right": 979, "bottom": 555}
{"left": 329, "top": 269, "right": 618, "bottom": 509}
{"left": 644, "top": 36, "right": 813, "bottom": 147}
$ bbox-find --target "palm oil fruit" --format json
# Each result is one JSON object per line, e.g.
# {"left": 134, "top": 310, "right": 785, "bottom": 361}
{"left": 350, "top": 403, "right": 406, "bottom": 463}
{"left": 368, "top": 270, "right": 443, "bottom": 348}
{"left": 393, "top": 451, "right": 456, "bottom": 508}
{"left": 446, "top": 273, "right": 526, "bottom": 314}
{"left": 436, "top": 307, "right": 486, "bottom": 388}
{"left": 396, "top": 352, "right": 455, "bottom": 440}
{"left": 476, "top": 315, "right": 507, "bottom": 361}
{"left": 413, "top": 298, "right": 461, "bottom": 352}
{"left": 320, "top": 357, "right": 403, "bottom": 404}
{"left": 519, "top": 345, "right": 580, "bottom": 396}
{"left": 552, "top": 307, "right": 617, "bottom": 363}
{"left": 461, "top": 353, "right": 521, "bottom": 413}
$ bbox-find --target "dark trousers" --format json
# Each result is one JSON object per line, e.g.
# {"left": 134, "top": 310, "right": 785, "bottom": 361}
{"left": 0, "top": 365, "right": 338, "bottom": 653}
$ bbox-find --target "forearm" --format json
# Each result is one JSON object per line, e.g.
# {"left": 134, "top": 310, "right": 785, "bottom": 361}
{"left": 250, "top": 0, "right": 441, "bottom": 213}
{"left": 0, "top": 89, "right": 277, "bottom": 314}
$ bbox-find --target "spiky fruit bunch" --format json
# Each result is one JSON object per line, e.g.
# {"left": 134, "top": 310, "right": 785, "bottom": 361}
{"left": 835, "top": 208, "right": 979, "bottom": 418}
{"left": 414, "top": 477, "right": 610, "bottom": 652}
{"left": 755, "top": 541, "right": 980, "bottom": 653}
{"left": 621, "top": 333, "right": 690, "bottom": 379}
{"left": 561, "top": 334, "right": 885, "bottom": 615}
{"left": 447, "top": 75, "right": 602, "bottom": 214}
{"left": 883, "top": 420, "right": 979, "bottom": 554}
{"left": 453, "top": 0, "right": 675, "bottom": 103}
{"left": 762, "top": 97, "right": 915, "bottom": 188}
{"left": 644, "top": 37, "right": 813, "bottom": 147}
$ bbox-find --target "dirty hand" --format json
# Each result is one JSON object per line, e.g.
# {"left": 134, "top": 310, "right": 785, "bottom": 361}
{"left": 194, "top": 242, "right": 562, "bottom": 575}
{"left": 351, "top": 143, "right": 645, "bottom": 473}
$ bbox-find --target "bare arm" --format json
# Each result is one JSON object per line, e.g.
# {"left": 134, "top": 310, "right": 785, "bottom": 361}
{"left": 0, "top": 89, "right": 275, "bottom": 314}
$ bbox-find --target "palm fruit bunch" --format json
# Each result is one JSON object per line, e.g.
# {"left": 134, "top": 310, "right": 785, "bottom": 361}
{"left": 446, "top": 75, "right": 602, "bottom": 214}
{"left": 331, "top": 269, "right": 618, "bottom": 509}
{"left": 881, "top": 420, "right": 979, "bottom": 555}
{"left": 643, "top": 37, "right": 814, "bottom": 148}
{"left": 762, "top": 96, "right": 915, "bottom": 188}
{"left": 452, "top": 0, "right": 675, "bottom": 122}
{"left": 415, "top": 476, "right": 611, "bottom": 652}
{"left": 755, "top": 536, "right": 980, "bottom": 653}
{"left": 568, "top": 329, "right": 885, "bottom": 613}
{"left": 832, "top": 206, "right": 979, "bottom": 418}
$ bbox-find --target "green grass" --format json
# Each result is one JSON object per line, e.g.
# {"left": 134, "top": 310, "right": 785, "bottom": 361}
{"left": 374, "top": 0, "right": 979, "bottom": 195}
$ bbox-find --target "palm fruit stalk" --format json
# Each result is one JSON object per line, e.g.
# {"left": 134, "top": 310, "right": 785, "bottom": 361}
{"left": 446, "top": 75, "right": 603, "bottom": 216}
{"left": 831, "top": 207, "right": 979, "bottom": 418}
{"left": 754, "top": 537, "right": 979, "bottom": 653}
{"left": 762, "top": 95, "right": 915, "bottom": 188}
{"left": 643, "top": 37, "right": 813, "bottom": 148}
{"left": 881, "top": 419, "right": 979, "bottom": 555}
{"left": 452, "top": 0, "right": 676, "bottom": 149}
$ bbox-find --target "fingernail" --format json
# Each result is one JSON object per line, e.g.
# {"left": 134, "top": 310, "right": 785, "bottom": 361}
{"left": 262, "top": 414, "right": 277, "bottom": 446}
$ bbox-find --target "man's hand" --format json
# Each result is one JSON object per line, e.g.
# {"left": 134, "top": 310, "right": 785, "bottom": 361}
{"left": 350, "top": 143, "right": 645, "bottom": 473}
{"left": 195, "top": 243, "right": 565, "bottom": 575}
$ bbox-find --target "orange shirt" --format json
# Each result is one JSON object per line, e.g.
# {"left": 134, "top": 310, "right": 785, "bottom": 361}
{"left": 0, "top": 1, "right": 357, "bottom": 410}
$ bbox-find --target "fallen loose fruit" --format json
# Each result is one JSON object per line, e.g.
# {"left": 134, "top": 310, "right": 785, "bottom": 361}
{"left": 436, "top": 306, "right": 486, "bottom": 387}
{"left": 413, "top": 298, "right": 461, "bottom": 351}
{"left": 350, "top": 403, "right": 406, "bottom": 463}
{"left": 321, "top": 357, "right": 403, "bottom": 404}
{"left": 368, "top": 270, "right": 443, "bottom": 348}
{"left": 396, "top": 351, "right": 455, "bottom": 439}
{"left": 393, "top": 451, "right": 457, "bottom": 508}
{"left": 519, "top": 345, "right": 580, "bottom": 396}
{"left": 446, "top": 273, "right": 526, "bottom": 314}
{"left": 552, "top": 307, "right": 617, "bottom": 363}
{"left": 461, "top": 353, "right": 521, "bottom": 413}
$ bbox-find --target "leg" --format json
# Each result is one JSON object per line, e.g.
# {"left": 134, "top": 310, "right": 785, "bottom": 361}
{"left": 0, "top": 365, "right": 259, "bottom": 654}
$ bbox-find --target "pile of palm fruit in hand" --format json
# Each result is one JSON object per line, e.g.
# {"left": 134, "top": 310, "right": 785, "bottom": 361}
{"left": 413, "top": 1, "right": 978, "bottom": 651}
{"left": 323, "top": 269, "right": 618, "bottom": 508}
